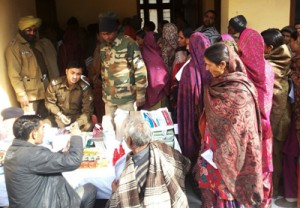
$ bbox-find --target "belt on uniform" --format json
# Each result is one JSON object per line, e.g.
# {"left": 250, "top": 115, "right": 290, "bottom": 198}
{"left": 22, "top": 74, "right": 47, "bottom": 82}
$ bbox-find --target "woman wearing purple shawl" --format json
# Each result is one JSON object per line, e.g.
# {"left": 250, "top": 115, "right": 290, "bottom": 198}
{"left": 140, "top": 31, "right": 170, "bottom": 110}
{"left": 177, "top": 32, "right": 210, "bottom": 165}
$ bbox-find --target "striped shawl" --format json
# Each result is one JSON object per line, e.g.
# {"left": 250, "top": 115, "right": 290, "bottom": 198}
{"left": 108, "top": 141, "right": 191, "bottom": 208}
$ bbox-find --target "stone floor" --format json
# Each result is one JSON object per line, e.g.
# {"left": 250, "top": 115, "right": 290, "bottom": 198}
{"left": 93, "top": 180, "right": 297, "bottom": 208}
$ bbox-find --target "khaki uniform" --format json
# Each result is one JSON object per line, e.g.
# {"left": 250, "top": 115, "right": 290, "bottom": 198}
{"left": 6, "top": 34, "right": 45, "bottom": 101}
{"left": 45, "top": 76, "right": 94, "bottom": 130}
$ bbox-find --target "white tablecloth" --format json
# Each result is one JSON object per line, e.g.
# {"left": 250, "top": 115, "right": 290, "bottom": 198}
{"left": 63, "top": 136, "right": 128, "bottom": 199}
{"left": 63, "top": 137, "right": 181, "bottom": 199}
{"left": 0, "top": 134, "right": 182, "bottom": 205}
{"left": 0, "top": 173, "right": 8, "bottom": 207}
{"left": 63, "top": 166, "right": 116, "bottom": 199}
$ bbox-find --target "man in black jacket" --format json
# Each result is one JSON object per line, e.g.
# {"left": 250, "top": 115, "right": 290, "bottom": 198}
{"left": 4, "top": 115, "right": 96, "bottom": 208}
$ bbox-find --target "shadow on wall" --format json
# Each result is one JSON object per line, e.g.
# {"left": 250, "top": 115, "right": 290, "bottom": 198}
{"left": 0, "top": 85, "right": 15, "bottom": 113}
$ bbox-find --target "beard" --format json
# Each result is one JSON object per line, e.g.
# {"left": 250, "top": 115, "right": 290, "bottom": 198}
{"left": 19, "top": 30, "right": 37, "bottom": 43}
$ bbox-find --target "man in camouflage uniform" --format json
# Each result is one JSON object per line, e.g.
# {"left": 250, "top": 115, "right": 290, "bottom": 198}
{"left": 98, "top": 12, "right": 148, "bottom": 118}
{"left": 45, "top": 61, "right": 94, "bottom": 131}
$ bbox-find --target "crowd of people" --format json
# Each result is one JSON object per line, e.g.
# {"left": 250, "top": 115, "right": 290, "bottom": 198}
{"left": 1, "top": 8, "right": 300, "bottom": 208}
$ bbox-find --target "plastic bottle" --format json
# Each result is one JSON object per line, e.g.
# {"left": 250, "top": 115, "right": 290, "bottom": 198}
{"left": 112, "top": 148, "right": 119, "bottom": 166}
{"left": 85, "top": 139, "right": 95, "bottom": 148}
{"left": 93, "top": 123, "right": 103, "bottom": 138}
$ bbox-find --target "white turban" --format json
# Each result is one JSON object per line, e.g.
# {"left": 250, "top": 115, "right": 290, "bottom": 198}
{"left": 18, "top": 16, "right": 41, "bottom": 31}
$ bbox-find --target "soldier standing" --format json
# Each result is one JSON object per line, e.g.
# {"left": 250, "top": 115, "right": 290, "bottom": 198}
{"left": 5, "top": 16, "right": 50, "bottom": 118}
{"left": 45, "top": 61, "right": 94, "bottom": 131}
{"left": 98, "top": 12, "right": 148, "bottom": 120}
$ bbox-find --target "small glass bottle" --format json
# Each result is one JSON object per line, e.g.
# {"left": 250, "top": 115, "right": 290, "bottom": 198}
{"left": 93, "top": 123, "right": 103, "bottom": 138}
{"left": 112, "top": 148, "right": 119, "bottom": 166}
{"left": 119, "top": 143, "right": 125, "bottom": 157}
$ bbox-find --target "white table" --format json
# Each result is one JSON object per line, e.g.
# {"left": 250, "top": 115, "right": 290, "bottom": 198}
{"left": 0, "top": 133, "right": 181, "bottom": 205}
{"left": 63, "top": 136, "right": 128, "bottom": 199}
{"left": 62, "top": 136, "right": 181, "bottom": 199}
{"left": 0, "top": 173, "right": 8, "bottom": 207}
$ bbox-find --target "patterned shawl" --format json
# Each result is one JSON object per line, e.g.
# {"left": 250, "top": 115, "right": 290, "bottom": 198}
{"left": 161, "top": 23, "right": 178, "bottom": 72}
{"left": 177, "top": 32, "right": 210, "bottom": 165}
{"left": 238, "top": 28, "right": 274, "bottom": 141}
{"left": 221, "top": 33, "right": 238, "bottom": 53}
{"left": 291, "top": 48, "right": 300, "bottom": 143}
{"left": 141, "top": 32, "right": 170, "bottom": 109}
{"left": 108, "top": 142, "right": 191, "bottom": 208}
{"left": 238, "top": 28, "right": 274, "bottom": 172}
{"left": 204, "top": 44, "right": 263, "bottom": 206}
{"left": 265, "top": 44, "right": 292, "bottom": 142}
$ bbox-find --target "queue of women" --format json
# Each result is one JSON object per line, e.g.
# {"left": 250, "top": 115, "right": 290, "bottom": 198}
{"left": 134, "top": 18, "right": 300, "bottom": 207}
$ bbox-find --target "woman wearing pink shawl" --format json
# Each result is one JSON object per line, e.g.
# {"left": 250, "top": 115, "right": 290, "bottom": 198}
{"left": 193, "top": 42, "right": 263, "bottom": 207}
{"left": 177, "top": 32, "right": 210, "bottom": 166}
{"left": 238, "top": 28, "right": 275, "bottom": 208}
{"left": 140, "top": 31, "right": 170, "bottom": 110}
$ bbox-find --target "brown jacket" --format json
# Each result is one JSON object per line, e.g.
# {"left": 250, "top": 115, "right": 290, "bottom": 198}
{"left": 6, "top": 34, "right": 45, "bottom": 101}
{"left": 45, "top": 76, "right": 94, "bottom": 126}
{"left": 35, "top": 38, "right": 60, "bottom": 81}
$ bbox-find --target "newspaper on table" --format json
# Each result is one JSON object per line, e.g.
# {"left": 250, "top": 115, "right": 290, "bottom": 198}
{"left": 140, "top": 108, "right": 175, "bottom": 148}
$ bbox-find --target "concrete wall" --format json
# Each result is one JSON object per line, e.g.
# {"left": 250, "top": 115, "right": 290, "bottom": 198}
{"left": 202, "top": 0, "right": 214, "bottom": 14}
{"left": 56, "top": 0, "right": 137, "bottom": 29}
{"left": 0, "top": 0, "right": 36, "bottom": 111}
{"left": 221, "top": 0, "right": 290, "bottom": 33}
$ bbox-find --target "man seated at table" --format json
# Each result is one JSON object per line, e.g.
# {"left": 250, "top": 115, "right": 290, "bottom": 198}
{"left": 108, "top": 113, "right": 191, "bottom": 207}
{"left": 45, "top": 61, "right": 94, "bottom": 131}
{"left": 0, "top": 107, "right": 24, "bottom": 207}
{"left": 4, "top": 115, "right": 97, "bottom": 208}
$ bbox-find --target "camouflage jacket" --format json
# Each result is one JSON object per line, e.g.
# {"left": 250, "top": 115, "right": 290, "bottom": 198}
{"left": 45, "top": 76, "right": 94, "bottom": 126}
{"left": 100, "top": 32, "right": 148, "bottom": 105}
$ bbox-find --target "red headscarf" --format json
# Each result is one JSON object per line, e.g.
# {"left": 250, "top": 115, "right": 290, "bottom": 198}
{"left": 238, "top": 28, "right": 274, "bottom": 140}
{"left": 238, "top": 28, "right": 274, "bottom": 173}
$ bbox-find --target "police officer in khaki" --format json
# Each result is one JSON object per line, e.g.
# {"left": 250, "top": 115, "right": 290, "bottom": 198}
{"left": 5, "top": 16, "right": 48, "bottom": 117}
{"left": 45, "top": 61, "right": 94, "bottom": 131}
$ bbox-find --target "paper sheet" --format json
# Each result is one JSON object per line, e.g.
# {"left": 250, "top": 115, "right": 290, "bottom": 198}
{"left": 201, "top": 149, "right": 218, "bottom": 169}
{"left": 175, "top": 58, "right": 191, "bottom": 81}
{"left": 173, "top": 124, "right": 178, "bottom": 135}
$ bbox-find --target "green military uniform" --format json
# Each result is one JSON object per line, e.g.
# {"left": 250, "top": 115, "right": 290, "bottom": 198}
{"left": 45, "top": 76, "right": 94, "bottom": 131}
{"left": 100, "top": 32, "right": 148, "bottom": 108}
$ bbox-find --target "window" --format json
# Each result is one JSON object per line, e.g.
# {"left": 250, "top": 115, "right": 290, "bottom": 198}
{"left": 138, "top": 0, "right": 172, "bottom": 31}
